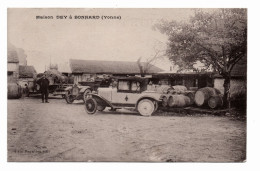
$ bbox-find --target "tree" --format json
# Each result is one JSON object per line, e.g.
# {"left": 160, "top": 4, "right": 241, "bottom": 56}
{"left": 155, "top": 9, "right": 247, "bottom": 107}
{"left": 137, "top": 48, "right": 165, "bottom": 77}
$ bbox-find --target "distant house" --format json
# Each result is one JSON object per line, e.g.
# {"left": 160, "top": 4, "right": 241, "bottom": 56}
{"left": 69, "top": 59, "right": 163, "bottom": 83}
{"left": 7, "top": 45, "right": 19, "bottom": 82}
{"left": 19, "top": 65, "right": 37, "bottom": 79}
{"left": 18, "top": 65, "right": 37, "bottom": 89}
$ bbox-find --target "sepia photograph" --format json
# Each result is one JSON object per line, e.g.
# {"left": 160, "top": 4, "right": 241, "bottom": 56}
{"left": 7, "top": 8, "right": 247, "bottom": 162}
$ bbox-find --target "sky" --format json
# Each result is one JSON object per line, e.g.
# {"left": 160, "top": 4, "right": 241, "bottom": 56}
{"left": 8, "top": 8, "right": 194, "bottom": 73}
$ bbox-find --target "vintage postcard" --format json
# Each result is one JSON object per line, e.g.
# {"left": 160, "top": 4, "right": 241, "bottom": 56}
{"left": 7, "top": 8, "right": 246, "bottom": 162}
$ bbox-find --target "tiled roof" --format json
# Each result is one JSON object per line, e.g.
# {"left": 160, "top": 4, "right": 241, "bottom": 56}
{"left": 70, "top": 59, "right": 163, "bottom": 74}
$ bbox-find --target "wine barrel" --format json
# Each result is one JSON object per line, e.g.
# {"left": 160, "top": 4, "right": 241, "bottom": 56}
{"left": 186, "top": 91, "right": 195, "bottom": 105}
{"left": 156, "top": 85, "right": 173, "bottom": 94}
{"left": 168, "top": 95, "right": 191, "bottom": 107}
{"left": 208, "top": 95, "right": 223, "bottom": 109}
{"left": 172, "top": 85, "right": 187, "bottom": 94}
{"left": 8, "top": 82, "right": 22, "bottom": 99}
{"left": 194, "top": 87, "right": 221, "bottom": 107}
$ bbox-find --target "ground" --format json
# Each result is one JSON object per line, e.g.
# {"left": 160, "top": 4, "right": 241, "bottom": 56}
{"left": 7, "top": 96, "right": 246, "bottom": 162}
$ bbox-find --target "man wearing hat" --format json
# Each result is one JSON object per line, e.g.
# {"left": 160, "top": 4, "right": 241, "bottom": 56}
{"left": 39, "top": 74, "right": 50, "bottom": 103}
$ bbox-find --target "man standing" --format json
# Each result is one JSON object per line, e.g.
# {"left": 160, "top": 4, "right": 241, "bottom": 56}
{"left": 39, "top": 74, "right": 50, "bottom": 103}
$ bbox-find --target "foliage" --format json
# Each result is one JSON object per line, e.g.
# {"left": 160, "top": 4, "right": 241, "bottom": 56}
{"left": 155, "top": 9, "right": 247, "bottom": 75}
{"left": 155, "top": 9, "right": 247, "bottom": 107}
{"left": 137, "top": 49, "right": 165, "bottom": 75}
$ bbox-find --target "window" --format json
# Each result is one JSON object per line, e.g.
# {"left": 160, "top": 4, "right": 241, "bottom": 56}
{"left": 131, "top": 81, "right": 140, "bottom": 92}
{"left": 118, "top": 81, "right": 130, "bottom": 91}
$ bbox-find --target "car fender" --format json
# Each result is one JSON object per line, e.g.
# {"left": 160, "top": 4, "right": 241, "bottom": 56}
{"left": 89, "top": 94, "right": 113, "bottom": 108}
{"left": 79, "top": 86, "right": 92, "bottom": 93}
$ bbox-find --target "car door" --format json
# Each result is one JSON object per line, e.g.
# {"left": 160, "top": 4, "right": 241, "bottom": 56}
{"left": 111, "top": 80, "right": 140, "bottom": 106}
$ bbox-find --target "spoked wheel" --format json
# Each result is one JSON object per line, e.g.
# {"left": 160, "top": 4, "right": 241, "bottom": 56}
{"left": 85, "top": 98, "right": 97, "bottom": 114}
{"left": 137, "top": 99, "right": 155, "bottom": 117}
{"left": 83, "top": 89, "right": 92, "bottom": 103}
{"left": 65, "top": 92, "right": 74, "bottom": 104}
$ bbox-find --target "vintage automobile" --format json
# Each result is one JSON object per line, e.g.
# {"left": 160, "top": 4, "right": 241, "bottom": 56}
{"left": 64, "top": 84, "right": 92, "bottom": 103}
{"left": 64, "top": 79, "right": 112, "bottom": 104}
{"left": 84, "top": 77, "right": 164, "bottom": 116}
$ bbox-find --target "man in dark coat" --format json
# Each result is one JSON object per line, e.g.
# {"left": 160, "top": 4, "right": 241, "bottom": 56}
{"left": 39, "top": 74, "right": 50, "bottom": 103}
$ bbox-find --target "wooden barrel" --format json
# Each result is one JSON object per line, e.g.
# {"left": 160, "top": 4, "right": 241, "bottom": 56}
{"left": 208, "top": 95, "right": 223, "bottom": 109}
{"left": 8, "top": 82, "right": 22, "bottom": 99}
{"left": 172, "top": 85, "right": 187, "bottom": 94}
{"left": 194, "top": 87, "right": 221, "bottom": 107}
{"left": 186, "top": 91, "right": 195, "bottom": 105}
{"left": 168, "top": 95, "right": 191, "bottom": 107}
{"left": 156, "top": 85, "right": 173, "bottom": 94}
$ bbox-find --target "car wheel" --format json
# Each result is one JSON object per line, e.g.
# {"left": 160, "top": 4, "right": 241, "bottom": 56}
{"left": 65, "top": 91, "right": 74, "bottom": 104}
{"left": 137, "top": 99, "right": 155, "bottom": 116}
{"left": 154, "top": 101, "right": 158, "bottom": 112}
{"left": 83, "top": 89, "right": 92, "bottom": 102}
{"left": 85, "top": 98, "right": 97, "bottom": 114}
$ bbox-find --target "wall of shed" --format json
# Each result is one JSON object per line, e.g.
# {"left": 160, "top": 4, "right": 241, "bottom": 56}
{"left": 152, "top": 75, "right": 214, "bottom": 90}
{"left": 214, "top": 78, "right": 247, "bottom": 98}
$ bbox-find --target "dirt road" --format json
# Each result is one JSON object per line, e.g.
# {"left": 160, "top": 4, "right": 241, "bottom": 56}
{"left": 8, "top": 97, "right": 246, "bottom": 162}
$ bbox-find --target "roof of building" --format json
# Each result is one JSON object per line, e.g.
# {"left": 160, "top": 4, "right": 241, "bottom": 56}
{"left": 156, "top": 57, "right": 247, "bottom": 78}
{"left": 69, "top": 59, "right": 163, "bottom": 74}
{"left": 19, "top": 65, "right": 37, "bottom": 78}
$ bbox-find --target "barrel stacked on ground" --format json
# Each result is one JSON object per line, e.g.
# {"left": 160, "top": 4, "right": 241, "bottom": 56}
{"left": 151, "top": 85, "right": 223, "bottom": 109}
{"left": 195, "top": 87, "right": 223, "bottom": 109}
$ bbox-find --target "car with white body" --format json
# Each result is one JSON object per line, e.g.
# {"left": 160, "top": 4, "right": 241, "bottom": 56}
{"left": 85, "top": 77, "right": 163, "bottom": 116}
